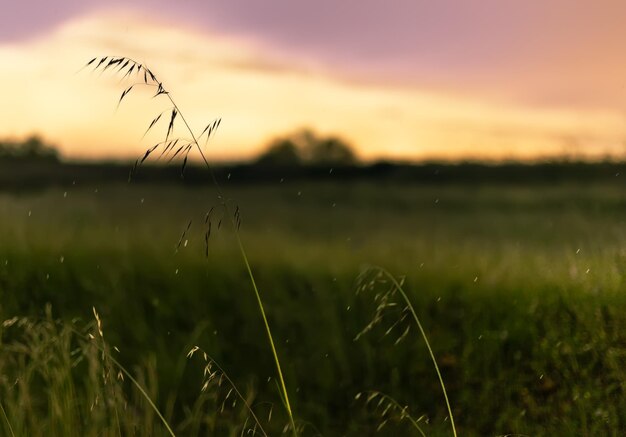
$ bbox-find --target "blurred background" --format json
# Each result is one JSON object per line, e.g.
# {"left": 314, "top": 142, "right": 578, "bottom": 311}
{"left": 3, "top": 0, "right": 626, "bottom": 162}
{"left": 2, "top": 2, "right": 626, "bottom": 436}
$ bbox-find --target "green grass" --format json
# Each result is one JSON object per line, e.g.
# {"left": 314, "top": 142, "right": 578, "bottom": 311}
{"left": 1, "top": 179, "right": 626, "bottom": 435}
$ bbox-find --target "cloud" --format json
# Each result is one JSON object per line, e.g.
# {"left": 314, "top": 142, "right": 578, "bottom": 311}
{"left": 5, "top": 1, "right": 626, "bottom": 113}
{"left": 0, "top": 10, "right": 624, "bottom": 162}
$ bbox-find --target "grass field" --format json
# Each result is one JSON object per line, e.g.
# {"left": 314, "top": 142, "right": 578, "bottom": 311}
{"left": 1, "top": 178, "right": 626, "bottom": 435}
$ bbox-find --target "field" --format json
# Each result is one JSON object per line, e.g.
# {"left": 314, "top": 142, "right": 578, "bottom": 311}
{"left": 1, "top": 176, "right": 626, "bottom": 436}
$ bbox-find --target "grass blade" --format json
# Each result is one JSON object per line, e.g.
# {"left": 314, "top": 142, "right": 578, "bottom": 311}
{"left": 117, "top": 85, "right": 134, "bottom": 108}
{"left": 143, "top": 112, "right": 164, "bottom": 138}
{"left": 166, "top": 109, "right": 177, "bottom": 141}
{"left": 0, "top": 402, "right": 15, "bottom": 437}
{"left": 370, "top": 266, "right": 457, "bottom": 437}
{"left": 87, "top": 56, "right": 298, "bottom": 436}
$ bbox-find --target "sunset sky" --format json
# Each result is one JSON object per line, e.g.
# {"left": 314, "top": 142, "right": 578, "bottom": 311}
{"left": 2, "top": 1, "right": 626, "bottom": 161}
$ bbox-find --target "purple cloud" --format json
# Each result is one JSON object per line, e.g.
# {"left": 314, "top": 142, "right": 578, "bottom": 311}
{"left": 4, "top": 1, "right": 626, "bottom": 109}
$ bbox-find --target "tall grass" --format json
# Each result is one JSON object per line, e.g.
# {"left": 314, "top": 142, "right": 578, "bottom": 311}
{"left": 5, "top": 174, "right": 626, "bottom": 433}
{"left": 0, "top": 56, "right": 462, "bottom": 435}
{"left": 1, "top": 305, "right": 270, "bottom": 436}
{"left": 85, "top": 56, "right": 297, "bottom": 434}
{"left": 0, "top": 306, "right": 166, "bottom": 436}
{"left": 84, "top": 56, "right": 461, "bottom": 435}
{"left": 356, "top": 266, "right": 457, "bottom": 436}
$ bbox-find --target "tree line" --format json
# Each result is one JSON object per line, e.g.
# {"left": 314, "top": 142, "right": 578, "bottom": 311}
{"left": 0, "top": 135, "right": 60, "bottom": 163}
{"left": 0, "top": 130, "right": 357, "bottom": 166}
{"left": 255, "top": 129, "right": 357, "bottom": 166}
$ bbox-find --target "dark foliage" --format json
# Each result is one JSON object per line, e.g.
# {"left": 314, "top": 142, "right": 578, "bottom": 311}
{"left": 0, "top": 135, "right": 60, "bottom": 163}
{"left": 256, "top": 129, "right": 357, "bottom": 166}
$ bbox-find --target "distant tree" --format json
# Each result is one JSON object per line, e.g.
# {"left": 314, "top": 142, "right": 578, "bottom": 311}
{"left": 305, "top": 136, "right": 356, "bottom": 165}
{"left": 0, "top": 135, "right": 59, "bottom": 162}
{"left": 255, "top": 139, "right": 301, "bottom": 166}
{"left": 256, "top": 129, "right": 357, "bottom": 166}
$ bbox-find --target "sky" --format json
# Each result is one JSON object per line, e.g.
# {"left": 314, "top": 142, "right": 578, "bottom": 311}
{"left": 1, "top": 1, "right": 626, "bottom": 161}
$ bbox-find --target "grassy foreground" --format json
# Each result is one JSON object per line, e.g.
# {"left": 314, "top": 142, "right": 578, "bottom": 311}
{"left": 1, "top": 179, "right": 626, "bottom": 435}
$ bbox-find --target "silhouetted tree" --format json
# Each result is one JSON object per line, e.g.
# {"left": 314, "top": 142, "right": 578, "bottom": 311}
{"left": 256, "top": 129, "right": 357, "bottom": 166}
{"left": 0, "top": 135, "right": 59, "bottom": 162}
{"left": 305, "top": 136, "right": 356, "bottom": 165}
{"left": 255, "top": 139, "right": 301, "bottom": 166}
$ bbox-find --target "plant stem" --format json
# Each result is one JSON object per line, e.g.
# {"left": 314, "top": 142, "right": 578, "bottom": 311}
{"left": 70, "top": 326, "right": 177, "bottom": 437}
{"left": 376, "top": 267, "right": 457, "bottom": 437}
{"left": 165, "top": 93, "right": 298, "bottom": 436}
{"left": 91, "top": 58, "right": 297, "bottom": 434}
{"left": 0, "top": 401, "right": 16, "bottom": 437}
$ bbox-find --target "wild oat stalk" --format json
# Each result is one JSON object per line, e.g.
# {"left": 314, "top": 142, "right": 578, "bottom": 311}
{"left": 187, "top": 345, "right": 268, "bottom": 436}
{"left": 1, "top": 310, "right": 175, "bottom": 436}
{"left": 356, "top": 266, "right": 457, "bottom": 437}
{"left": 87, "top": 308, "right": 176, "bottom": 437}
{"left": 355, "top": 390, "right": 427, "bottom": 436}
{"left": 85, "top": 56, "right": 297, "bottom": 435}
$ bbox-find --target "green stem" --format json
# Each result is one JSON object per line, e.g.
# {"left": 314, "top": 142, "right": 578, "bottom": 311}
{"left": 165, "top": 92, "right": 298, "bottom": 436}
{"left": 0, "top": 401, "right": 16, "bottom": 437}
{"left": 376, "top": 267, "right": 457, "bottom": 437}
{"left": 71, "top": 327, "right": 176, "bottom": 437}
{"left": 234, "top": 231, "right": 297, "bottom": 435}
{"left": 91, "top": 59, "right": 297, "bottom": 434}
{"left": 107, "top": 354, "right": 176, "bottom": 437}
{"left": 195, "top": 348, "right": 269, "bottom": 437}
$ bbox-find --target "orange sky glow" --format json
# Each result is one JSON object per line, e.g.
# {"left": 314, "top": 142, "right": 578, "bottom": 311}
{"left": 1, "top": 8, "right": 626, "bottom": 162}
